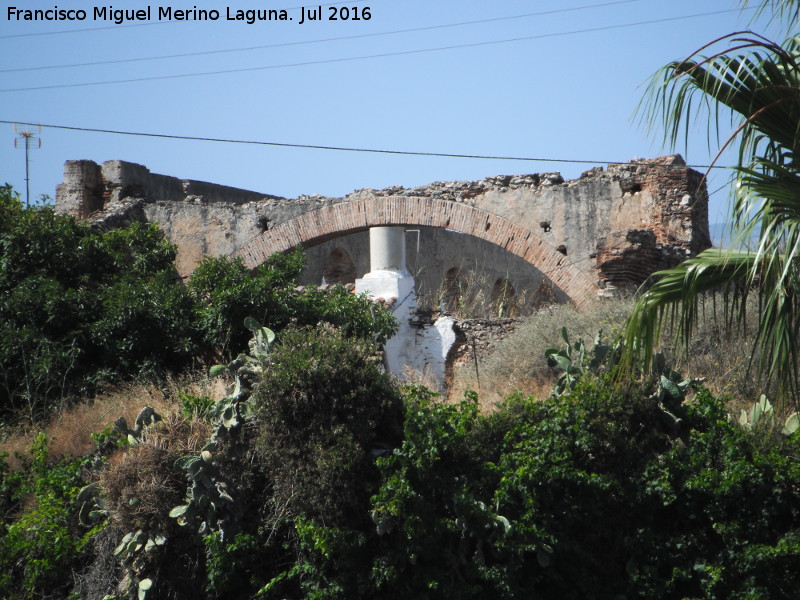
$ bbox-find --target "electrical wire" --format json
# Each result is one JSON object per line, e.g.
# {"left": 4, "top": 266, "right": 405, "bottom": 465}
{"left": 0, "top": 7, "right": 745, "bottom": 93}
{"left": 0, "top": 119, "right": 733, "bottom": 170}
{"left": 0, "top": 0, "right": 647, "bottom": 73}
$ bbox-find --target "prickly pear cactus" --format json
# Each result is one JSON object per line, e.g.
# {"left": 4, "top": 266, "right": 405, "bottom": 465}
{"left": 170, "top": 319, "right": 276, "bottom": 540}
{"left": 113, "top": 407, "right": 162, "bottom": 447}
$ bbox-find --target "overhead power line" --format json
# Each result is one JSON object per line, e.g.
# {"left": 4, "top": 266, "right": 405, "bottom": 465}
{"left": 0, "top": 0, "right": 370, "bottom": 39}
{"left": 0, "top": 119, "right": 731, "bottom": 170}
{"left": 1, "top": 0, "right": 646, "bottom": 73}
{"left": 0, "top": 7, "right": 747, "bottom": 93}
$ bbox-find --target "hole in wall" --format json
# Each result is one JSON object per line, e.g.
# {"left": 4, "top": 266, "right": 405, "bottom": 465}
{"left": 621, "top": 182, "right": 643, "bottom": 194}
{"left": 323, "top": 248, "right": 357, "bottom": 284}
{"left": 441, "top": 267, "right": 464, "bottom": 314}
{"left": 490, "top": 277, "right": 517, "bottom": 316}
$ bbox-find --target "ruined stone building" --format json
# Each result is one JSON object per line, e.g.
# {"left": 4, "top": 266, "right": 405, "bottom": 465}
{"left": 55, "top": 154, "right": 711, "bottom": 314}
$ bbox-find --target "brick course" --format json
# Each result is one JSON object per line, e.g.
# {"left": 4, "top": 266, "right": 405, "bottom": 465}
{"left": 232, "top": 196, "right": 599, "bottom": 310}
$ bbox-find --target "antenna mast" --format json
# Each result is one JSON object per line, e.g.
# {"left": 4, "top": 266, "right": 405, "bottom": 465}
{"left": 14, "top": 123, "right": 42, "bottom": 208}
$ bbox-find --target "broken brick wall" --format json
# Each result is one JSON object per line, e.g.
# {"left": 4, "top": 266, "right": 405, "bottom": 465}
{"left": 54, "top": 155, "right": 710, "bottom": 302}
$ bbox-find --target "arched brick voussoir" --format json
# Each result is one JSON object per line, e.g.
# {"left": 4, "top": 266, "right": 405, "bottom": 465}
{"left": 232, "top": 196, "right": 599, "bottom": 310}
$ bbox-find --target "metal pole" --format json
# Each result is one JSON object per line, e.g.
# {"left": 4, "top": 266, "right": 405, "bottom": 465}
{"left": 24, "top": 134, "right": 30, "bottom": 209}
{"left": 13, "top": 124, "right": 40, "bottom": 209}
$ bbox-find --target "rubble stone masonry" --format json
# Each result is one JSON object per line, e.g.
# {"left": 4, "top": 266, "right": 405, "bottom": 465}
{"left": 55, "top": 155, "right": 710, "bottom": 307}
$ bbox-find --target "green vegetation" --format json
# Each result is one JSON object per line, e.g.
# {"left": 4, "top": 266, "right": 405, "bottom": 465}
{"left": 372, "top": 382, "right": 800, "bottom": 600}
{"left": 0, "top": 434, "right": 93, "bottom": 600}
{"left": 4, "top": 350, "right": 800, "bottom": 599}
{"left": 188, "top": 254, "right": 395, "bottom": 358}
{"left": 0, "top": 189, "right": 798, "bottom": 598}
{"left": 0, "top": 183, "right": 196, "bottom": 420}
{"left": 3, "top": 4, "right": 800, "bottom": 597}
{"left": 0, "top": 184, "right": 394, "bottom": 423}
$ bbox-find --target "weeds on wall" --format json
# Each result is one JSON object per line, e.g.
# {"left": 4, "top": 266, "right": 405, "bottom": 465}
{"left": 413, "top": 259, "right": 540, "bottom": 319}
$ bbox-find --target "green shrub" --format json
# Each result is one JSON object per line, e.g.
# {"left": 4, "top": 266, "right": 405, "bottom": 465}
{"left": 203, "top": 531, "right": 264, "bottom": 598}
{"left": 252, "top": 324, "right": 403, "bottom": 526}
{"left": 369, "top": 380, "right": 800, "bottom": 600}
{"left": 0, "top": 434, "right": 92, "bottom": 600}
{"left": 0, "top": 187, "right": 197, "bottom": 420}
{"left": 625, "top": 389, "right": 800, "bottom": 599}
{"left": 179, "top": 392, "right": 215, "bottom": 421}
{"left": 369, "top": 387, "right": 516, "bottom": 599}
{"left": 188, "top": 251, "right": 395, "bottom": 359}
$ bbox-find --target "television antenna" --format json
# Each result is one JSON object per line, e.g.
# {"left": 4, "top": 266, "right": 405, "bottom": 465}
{"left": 14, "top": 123, "right": 42, "bottom": 208}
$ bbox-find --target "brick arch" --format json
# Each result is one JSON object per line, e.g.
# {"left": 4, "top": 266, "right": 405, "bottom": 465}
{"left": 232, "top": 196, "right": 598, "bottom": 309}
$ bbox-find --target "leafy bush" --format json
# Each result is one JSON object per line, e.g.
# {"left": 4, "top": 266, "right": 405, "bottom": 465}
{"left": 179, "top": 392, "right": 215, "bottom": 421}
{"left": 625, "top": 390, "right": 800, "bottom": 599}
{"left": 203, "top": 531, "right": 264, "bottom": 598}
{"left": 188, "top": 252, "right": 395, "bottom": 359}
{"left": 0, "top": 187, "right": 197, "bottom": 420}
{"left": 0, "top": 434, "right": 92, "bottom": 600}
{"left": 363, "top": 378, "right": 800, "bottom": 600}
{"left": 187, "top": 253, "right": 303, "bottom": 355}
{"left": 252, "top": 324, "right": 404, "bottom": 527}
{"left": 369, "top": 387, "right": 517, "bottom": 599}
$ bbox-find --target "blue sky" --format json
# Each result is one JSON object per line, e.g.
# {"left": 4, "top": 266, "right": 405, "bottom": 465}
{"left": 0, "top": 0, "right": 786, "bottom": 226}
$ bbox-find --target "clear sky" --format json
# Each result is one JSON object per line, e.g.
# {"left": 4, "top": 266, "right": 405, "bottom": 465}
{"left": 0, "top": 0, "right": 786, "bottom": 226}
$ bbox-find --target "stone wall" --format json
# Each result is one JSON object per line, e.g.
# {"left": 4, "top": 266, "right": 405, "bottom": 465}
{"left": 56, "top": 160, "right": 287, "bottom": 276}
{"left": 450, "top": 318, "right": 521, "bottom": 368}
{"left": 55, "top": 155, "right": 710, "bottom": 302}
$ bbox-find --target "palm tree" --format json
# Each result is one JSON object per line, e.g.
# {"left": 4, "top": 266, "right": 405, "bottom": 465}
{"left": 622, "top": 3, "right": 800, "bottom": 403}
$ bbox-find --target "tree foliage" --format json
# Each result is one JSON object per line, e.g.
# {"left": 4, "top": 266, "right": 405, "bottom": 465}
{"left": 0, "top": 185, "right": 394, "bottom": 422}
{"left": 244, "top": 376, "right": 800, "bottom": 600}
{"left": 188, "top": 253, "right": 395, "bottom": 359}
{"left": 0, "top": 185, "right": 196, "bottom": 419}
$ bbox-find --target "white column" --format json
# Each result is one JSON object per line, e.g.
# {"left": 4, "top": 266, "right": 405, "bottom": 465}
{"left": 356, "top": 227, "right": 416, "bottom": 377}
{"left": 355, "top": 226, "right": 456, "bottom": 390}
{"left": 369, "top": 227, "right": 407, "bottom": 273}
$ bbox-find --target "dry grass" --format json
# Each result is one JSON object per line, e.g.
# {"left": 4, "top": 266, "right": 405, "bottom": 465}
{"left": 664, "top": 296, "right": 774, "bottom": 414}
{"left": 416, "top": 261, "right": 536, "bottom": 319}
{"left": 0, "top": 369, "right": 225, "bottom": 469}
{"left": 450, "top": 300, "right": 634, "bottom": 410}
{"left": 401, "top": 364, "right": 448, "bottom": 394}
{"left": 449, "top": 294, "right": 775, "bottom": 413}
{"left": 101, "top": 413, "right": 212, "bottom": 531}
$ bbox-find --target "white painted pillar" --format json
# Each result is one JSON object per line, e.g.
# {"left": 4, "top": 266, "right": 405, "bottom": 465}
{"left": 356, "top": 227, "right": 416, "bottom": 377}
{"left": 356, "top": 226, "right": 457, "bottom": 390}
{"left": 369, "top": 227, "right": 407, "bottom": 273}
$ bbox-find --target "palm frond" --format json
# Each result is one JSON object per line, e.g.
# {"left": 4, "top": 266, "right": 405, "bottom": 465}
{"left": 622, "top": 248, "right": 800, "bottom": 401}
{"left": 621, "top": 250, "right": 754, "bottom": 370}
{"left": 638, "top": 33, "right": 800, "bottom": 169}
{"left": 740, "top": 0, "right": 800, "bottom": 29}
{"left": 629, "top": 21, "right": 800, "bottom": 405}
